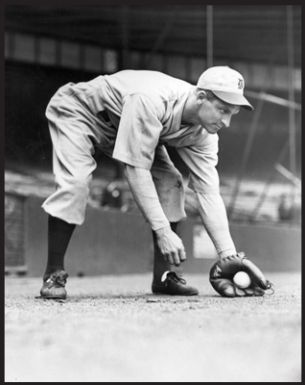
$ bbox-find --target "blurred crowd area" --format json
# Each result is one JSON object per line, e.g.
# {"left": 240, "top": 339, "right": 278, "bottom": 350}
{"left": 5, "top": 158, "right": 301, "bottom": 226}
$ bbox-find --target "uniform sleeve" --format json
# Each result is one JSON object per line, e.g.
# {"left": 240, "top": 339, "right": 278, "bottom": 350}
{"left": 196, "top": 192, "right": 236, "bottom": 258}
{"left": 112, "top": 93, "right": 164, "bottom": 169}
{"left": 176, "top": 133, "right": 220, "bottom": 194}
{"left": 176, "top": 134, "right": 236, "bottom": 257}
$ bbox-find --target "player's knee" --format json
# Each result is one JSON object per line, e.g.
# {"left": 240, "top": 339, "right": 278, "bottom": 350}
{"left": 69, "top": 177, "right": 90, "bottom": 198}
{"left": 162, "top": 169, "right": 183, "bottom": 188}
{"left": 165, "top": 171, "right": 184, "bottom": 191}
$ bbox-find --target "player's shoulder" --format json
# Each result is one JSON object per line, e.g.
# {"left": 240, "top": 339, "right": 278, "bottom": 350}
{"left": 111, "top": 69, "right": 192, "bottom": 90}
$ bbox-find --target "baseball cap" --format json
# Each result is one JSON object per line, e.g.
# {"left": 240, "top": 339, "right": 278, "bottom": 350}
{"left": 197, "top": 66, "right": 254, "bottom": 111}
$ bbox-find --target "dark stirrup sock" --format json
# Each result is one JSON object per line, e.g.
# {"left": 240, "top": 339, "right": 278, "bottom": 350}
{"left": 152, "top": 222, "right": 181, "bottom": 281}
{"left": 44, "top": 215, "right": 76, "bottom": 278}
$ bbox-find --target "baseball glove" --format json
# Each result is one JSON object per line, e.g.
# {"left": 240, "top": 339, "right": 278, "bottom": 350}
{"left": 209, "top": 252, "right": 273, "bottom": 297}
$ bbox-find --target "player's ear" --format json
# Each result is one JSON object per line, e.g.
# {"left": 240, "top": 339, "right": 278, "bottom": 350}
{"left": 196, "top": 88, "right": 208, "bottom": 103}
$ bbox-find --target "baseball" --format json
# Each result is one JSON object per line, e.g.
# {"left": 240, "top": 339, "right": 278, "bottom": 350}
{"left": 233, "top": 271, "right": 251, "bottom": 289}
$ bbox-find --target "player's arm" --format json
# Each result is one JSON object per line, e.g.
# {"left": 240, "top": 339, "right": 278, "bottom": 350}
{"left": 124, "top": 165, "right": 186, "bottom": 266}
{"left": 112, "top": 93, "right": 186, "bottom": 265}
{"left": 195, "top": 191, "right": 236, "bottom": 258}
{"left": 176, "top": 136, "right": 236, "bottom": 258}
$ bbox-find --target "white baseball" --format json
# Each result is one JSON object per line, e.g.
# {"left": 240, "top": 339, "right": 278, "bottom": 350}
{"left": 233, "top": 271, "right": 251, "bottom": 289}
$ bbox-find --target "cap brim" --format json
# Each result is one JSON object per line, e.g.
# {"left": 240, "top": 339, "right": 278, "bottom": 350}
{"left": 211, "top": 90, "right": 254, "bottom": 111}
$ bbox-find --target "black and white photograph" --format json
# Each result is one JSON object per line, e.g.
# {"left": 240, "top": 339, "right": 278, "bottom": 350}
{"left": 4, "top": 2, "right": 301, "bottom": 382}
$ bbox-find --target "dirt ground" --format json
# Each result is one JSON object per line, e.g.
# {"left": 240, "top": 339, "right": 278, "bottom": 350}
{"left": 5, "top": 272, "right": 301, "bottom": 382}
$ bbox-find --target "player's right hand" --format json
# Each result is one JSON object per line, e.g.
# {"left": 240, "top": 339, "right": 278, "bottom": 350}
{"left": 155, "top": 226, "right": 186, "bottom": 266}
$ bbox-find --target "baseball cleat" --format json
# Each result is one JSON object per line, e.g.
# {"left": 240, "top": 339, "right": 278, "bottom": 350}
{"left": 152, "top": 271, "right": 199, "bottom": 296}
{"left": 40, "top": 270, "right": 68, "bottom": 299}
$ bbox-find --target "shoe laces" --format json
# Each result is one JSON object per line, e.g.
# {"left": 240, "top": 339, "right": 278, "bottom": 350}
{"left": 45, "top": 271, "right": 68, "bottom": 287}
{"left": 166, "top": 271, "right": 186, "bottom": 285}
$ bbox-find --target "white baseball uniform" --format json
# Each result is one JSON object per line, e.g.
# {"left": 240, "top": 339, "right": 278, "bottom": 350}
{"left": 42, "top": 70, "right": 236, "bottom": 257}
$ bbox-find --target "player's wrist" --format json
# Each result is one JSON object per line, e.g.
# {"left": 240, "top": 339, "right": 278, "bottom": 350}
{"left": 218, "top": 249, "right": 237, "bottom": 259}
{"left": 154, "top": 224, "right": 171, "bottom": 237}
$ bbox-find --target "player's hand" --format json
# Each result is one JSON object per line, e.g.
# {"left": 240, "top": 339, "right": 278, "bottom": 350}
{"left": 155, "top": 226, "right": 186, "bottom": 266}
{"left": 209, "top": 252, "right": 273, "bottom": 297}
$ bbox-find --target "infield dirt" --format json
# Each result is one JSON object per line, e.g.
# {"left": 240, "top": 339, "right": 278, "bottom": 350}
{"left": 5, "top": 272, "right": 301, "bottom": 382}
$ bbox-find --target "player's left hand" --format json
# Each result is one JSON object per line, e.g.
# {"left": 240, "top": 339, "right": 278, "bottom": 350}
{"left": 209, "top": 252, "right": 273, "bottom": 297}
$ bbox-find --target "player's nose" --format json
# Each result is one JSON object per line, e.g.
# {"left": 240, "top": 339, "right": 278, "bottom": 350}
{"left": 221, "top": 115, "right": 232, "bottom": 128}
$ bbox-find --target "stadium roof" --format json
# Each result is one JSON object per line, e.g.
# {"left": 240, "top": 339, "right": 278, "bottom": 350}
{"left": 5, "top": 4, "right": 301, "bottom": 67}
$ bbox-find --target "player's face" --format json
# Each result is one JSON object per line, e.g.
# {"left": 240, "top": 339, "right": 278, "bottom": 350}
{"left": 197, "top": 97, "right": 240, "bottom": 134}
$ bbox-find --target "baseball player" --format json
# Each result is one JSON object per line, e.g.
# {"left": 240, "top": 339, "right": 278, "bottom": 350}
{"left": 40, "top": 66, "right": 272, "bottom": 300}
